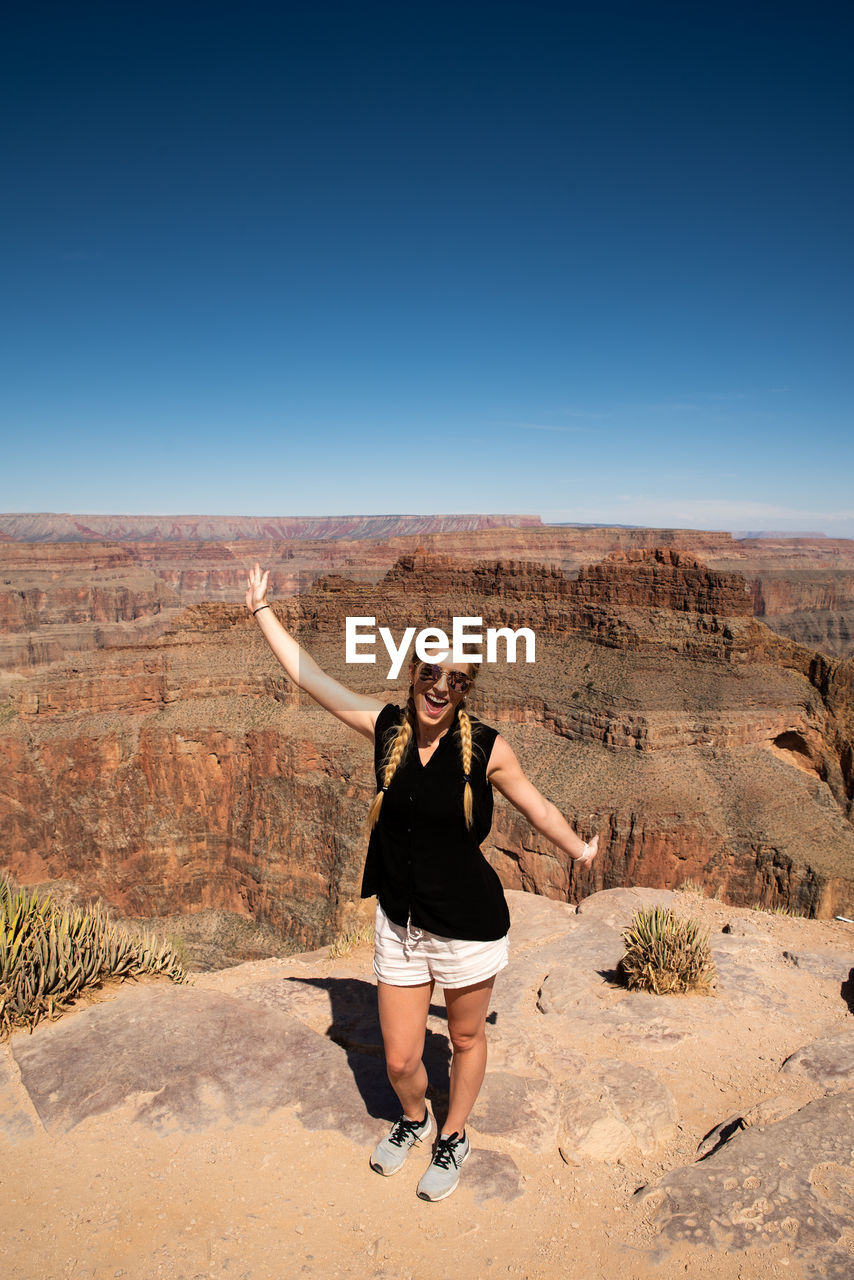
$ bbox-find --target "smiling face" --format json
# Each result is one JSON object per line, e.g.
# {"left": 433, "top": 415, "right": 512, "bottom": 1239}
{"left": 409, "top": 657, "right": 475, "bottom": 735}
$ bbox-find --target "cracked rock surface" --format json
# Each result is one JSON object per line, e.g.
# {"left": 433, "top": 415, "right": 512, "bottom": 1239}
{"left": 639, "top": 1093, "right": 854, "bottom": 1280}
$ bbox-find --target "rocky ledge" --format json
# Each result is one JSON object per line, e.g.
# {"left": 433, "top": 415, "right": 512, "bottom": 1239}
{"left": 2, "top": 886, "right": 852, "bottom": 1280}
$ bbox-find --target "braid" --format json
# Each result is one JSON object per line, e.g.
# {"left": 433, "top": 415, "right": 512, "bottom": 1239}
{"left": 368, "top": 690, "right": 479, "bottom": 833}
{"left": 367, "top": 694, "right": 414, "bottom": 830}
{"left": 458, "top": 707, "right": 475, "bottom": 830}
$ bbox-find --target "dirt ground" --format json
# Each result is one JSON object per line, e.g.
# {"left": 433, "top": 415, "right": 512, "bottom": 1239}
{"left": 2, "top": 892, "right": 851, "bottom": 1280}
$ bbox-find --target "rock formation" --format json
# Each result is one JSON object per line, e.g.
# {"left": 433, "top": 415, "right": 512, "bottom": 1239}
{"left": 0, "top": 511, "right": 543, "bottom": 543}
{"left": 1, "top": 548, "right": 852, "bottom": 965}
{"left": 3, "top": 523, "right": 854, "bottom": 677}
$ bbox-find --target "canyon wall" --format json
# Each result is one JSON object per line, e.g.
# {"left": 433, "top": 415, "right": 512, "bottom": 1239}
{"left": 0, "top": 512, "right": 542, "bottom": 543}
{"left": 2, "top": 546, "right": 852, "bottom": 964}
{"left": 3, "top": 525, "right": 853, "bottom": 680}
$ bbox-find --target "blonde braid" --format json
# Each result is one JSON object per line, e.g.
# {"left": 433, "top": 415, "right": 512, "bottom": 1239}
{"left": 367, "top": 694, "right": 414, "bottom": 830}
{"left": 458, "top": 707, "right": 475, "bottom": 829}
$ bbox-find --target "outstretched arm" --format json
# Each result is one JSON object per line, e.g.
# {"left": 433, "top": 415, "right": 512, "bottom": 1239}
{"left": 246, "top": 564, "right": 383, "bottom": 741}
{"left": 486, "top": 735, "right": 598, "bottom": 865}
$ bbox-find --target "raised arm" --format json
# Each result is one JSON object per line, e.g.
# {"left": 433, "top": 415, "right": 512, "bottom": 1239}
{"left": 246, "top": 564, "right": 383, "bottom": 741}
{"left": 486, "top": 734, "right": 598, "bottom": 865}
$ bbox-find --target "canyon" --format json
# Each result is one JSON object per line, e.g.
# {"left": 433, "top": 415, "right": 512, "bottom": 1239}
{"left": 2, "top": 521, "right": 854, "bottom": 677}
{"left": 1, "top": 521, "right": 853, "bottom": 965}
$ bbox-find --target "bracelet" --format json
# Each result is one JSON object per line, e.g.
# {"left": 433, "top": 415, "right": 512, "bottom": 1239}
{"left": 252, "top": 604, "right": 271, "bottom": 616}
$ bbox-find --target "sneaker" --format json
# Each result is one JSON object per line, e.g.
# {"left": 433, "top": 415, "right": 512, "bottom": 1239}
{"left": 370, "top": 1111, "right": 433, "bottom": 1176}
{"left": 416, "top": 1130, "right": 471, "bottom": 1202}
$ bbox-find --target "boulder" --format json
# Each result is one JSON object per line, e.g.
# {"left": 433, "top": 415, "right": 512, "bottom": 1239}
{"left": 558, "top": 1058, "right": 677, "bottom": 1164}
{"left": 781, "top": 1029, "right": 854, "bottom": 1090}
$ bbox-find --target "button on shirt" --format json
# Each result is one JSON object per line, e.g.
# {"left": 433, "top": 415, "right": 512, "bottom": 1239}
{"left": 360, "top": 703, "right": 511, "bottom": 942}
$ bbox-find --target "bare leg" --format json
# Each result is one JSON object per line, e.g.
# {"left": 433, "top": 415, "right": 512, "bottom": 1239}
{"left": 442, "top": 975, "right": 496, "bottom": 1136}
{"left": 377, "top": 979, "right": 435, "bottom": 1120}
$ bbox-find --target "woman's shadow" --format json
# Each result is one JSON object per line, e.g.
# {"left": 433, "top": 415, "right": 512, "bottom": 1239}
{"left": 286, "top": 975, "right": 495, "bottom": 1131}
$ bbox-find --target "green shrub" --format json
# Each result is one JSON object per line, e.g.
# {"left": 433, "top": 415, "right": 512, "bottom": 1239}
{"left": 618, "top": 905, "right": 716, "bottom": 995}
{"left": 0, "top": 876, "right": 188, "bottom": 1039}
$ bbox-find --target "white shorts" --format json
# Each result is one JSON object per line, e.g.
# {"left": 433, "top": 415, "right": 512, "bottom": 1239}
{"left": 373, "top": 903, "right": 509, "bottom": 989}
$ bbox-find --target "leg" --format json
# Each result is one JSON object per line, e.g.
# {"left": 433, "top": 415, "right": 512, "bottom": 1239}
{"left": 442, "top": 975, "right": 496, "bottom": 1136}
{"left": 377, "top": 979, "right": 434, "bottom": 1121}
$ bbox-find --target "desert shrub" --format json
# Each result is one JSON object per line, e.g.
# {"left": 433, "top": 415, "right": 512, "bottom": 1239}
{"left": 676, "top": 878, "right": 706, "bottom": 896}
{"left": 0, "top": 876, "right": 188, "bottom": 1039}
{"left": 618, "top": 905, "right": 716, "bottom": 995}
{"left": 751, "top": 902, "right": 806, "bottom": 918}
{"left": 327, "top": 922, "right": 375, "bottom": 959}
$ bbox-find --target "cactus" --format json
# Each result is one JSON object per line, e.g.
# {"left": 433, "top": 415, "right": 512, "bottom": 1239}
{"left": 0, "top": 875, "right": 189, "bottom": 1039}
{"left": 618, "top": 905, "right": 716, "bottom": 995}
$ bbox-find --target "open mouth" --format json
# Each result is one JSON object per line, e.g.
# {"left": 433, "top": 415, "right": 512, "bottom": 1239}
{"left": 424, "top": 691, "right": 448, "bottom": 716}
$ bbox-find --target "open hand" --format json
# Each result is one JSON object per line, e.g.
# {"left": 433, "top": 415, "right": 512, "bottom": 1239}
{"left": 245, "top": 562, "right": 270, "bottom": 613}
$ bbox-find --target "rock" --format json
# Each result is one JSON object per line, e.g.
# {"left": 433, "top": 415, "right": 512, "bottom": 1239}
{"left": 781, "top": 1029, "right": 854, "bottom": 1090}
{"left": 742, "top": 1095, "right": 806, "bottom": 1128}
{"left": 561, "top": 1107, "right": 635, "bottom": 1164}
{"left": 639, "top": 1092, "right": 854, "bottom": 1278}
{"left": 574, "top": 887, "right": 676, "bottom": 930}
{"left": 696, "top": 1113, "right": 746, "bottom": 1158}
{"left": 558, "top": 1058, "right": 677, "bottom": 1164}
{"left": 708, "top": 940, "right": 793, "bottom": 1013}
{"left": 10, "top": 984, "right": 391, "bottom": 1144}
{"left": 505, "top": 890, "right": 578, "bottom": 950}
{"left": 607, "top": 988, "right": 716, "bottom": 1047}
{"left": 722, "top": 918, "right": 768, "bottom": 937}
{"left": 232, "top": 972, "right": 386, "bottom": 1052}
{"left": 469, "top": 1071, "right": 560, "bottom": 1153}
{"left": 575, "top": 547, "right": 754, "bottom": 615}
{"left": 465, "top": 1149, "right": 525, "bottom": 1205}
{"left": 533, "top": 922, "right": 626, "bottom": 1019}
{"left": 782, "top": 949, "right": 854, "bottom": 983}
{"left": 0, "top": 1051, "right": 35, "bottom": 1143}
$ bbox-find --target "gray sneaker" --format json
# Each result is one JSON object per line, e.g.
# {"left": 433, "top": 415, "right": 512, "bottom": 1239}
{"left": 370, "top": 1112, "right": 433, "bottom": 1176}
{"left": 416, "top": 1130, "right": 471, "bottom": 1201}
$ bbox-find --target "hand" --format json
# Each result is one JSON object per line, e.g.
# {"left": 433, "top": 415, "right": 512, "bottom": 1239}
{"left": 246, "top": 562, "right": 270, "bottom": 614}
{"left": 575, "top": 833, "right": 598, "bottom": 865}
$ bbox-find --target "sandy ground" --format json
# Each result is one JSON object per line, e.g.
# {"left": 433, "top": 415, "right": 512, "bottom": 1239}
{"left": 2, "top": 892, "right": 851, "bottom": 1280}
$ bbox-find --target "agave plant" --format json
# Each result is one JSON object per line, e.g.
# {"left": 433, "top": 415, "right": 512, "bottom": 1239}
{"left": 618, "top": 905, "right": 716, "bottom": 995}
{"left": 0, "top": 875, "right": 188, "bottom": 1039}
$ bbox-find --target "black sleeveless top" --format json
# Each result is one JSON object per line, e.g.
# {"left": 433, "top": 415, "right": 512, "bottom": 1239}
{"left": 360, "top": 702, "right": 511, "bottom": 941}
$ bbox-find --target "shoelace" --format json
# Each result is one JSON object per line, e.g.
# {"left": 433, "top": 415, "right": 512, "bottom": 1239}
{"left": 430, "top": 1133, "right": 464, "bottom": 1169}
{"left": 388, "top": 1115, "right": 426, "bottom": 1148}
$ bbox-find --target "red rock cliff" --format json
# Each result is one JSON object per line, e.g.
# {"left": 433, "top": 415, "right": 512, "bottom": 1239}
{"left": 2, "top": 550, "right": 852, "bottom": 961}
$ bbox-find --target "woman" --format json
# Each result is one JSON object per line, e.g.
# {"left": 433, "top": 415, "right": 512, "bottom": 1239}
{"left": 246, "top": 564, "right": 598, "bottom": 1202}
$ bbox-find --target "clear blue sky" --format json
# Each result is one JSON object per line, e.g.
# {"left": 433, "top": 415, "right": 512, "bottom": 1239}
{"left": 3, "top": 1, "right": 852, "bottom": 534}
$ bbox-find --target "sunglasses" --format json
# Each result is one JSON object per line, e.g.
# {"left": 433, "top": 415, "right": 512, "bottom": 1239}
{"left": 415, "top": 663, "right": 473, "bottom": 693}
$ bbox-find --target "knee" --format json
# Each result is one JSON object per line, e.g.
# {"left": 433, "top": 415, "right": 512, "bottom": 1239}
{"left": 449, "top": 1027, "right": 485, "bottom": 1056}
{"left": 385, "top": 1050, "right": 422, "bottom": 1079}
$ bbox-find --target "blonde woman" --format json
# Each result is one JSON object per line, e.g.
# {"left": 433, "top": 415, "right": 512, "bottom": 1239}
{"left": 246, "top": 564, "right": 598, "bottom": 1201}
